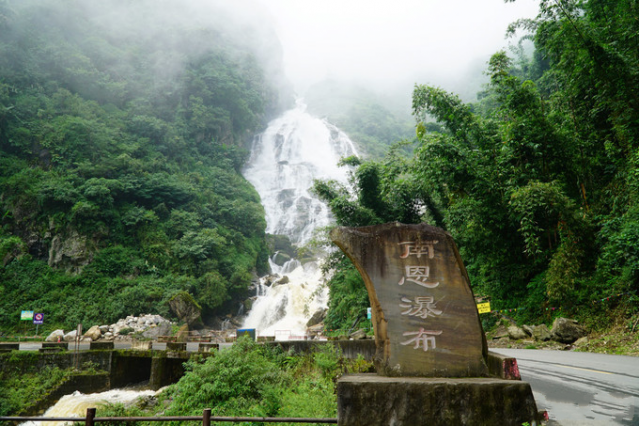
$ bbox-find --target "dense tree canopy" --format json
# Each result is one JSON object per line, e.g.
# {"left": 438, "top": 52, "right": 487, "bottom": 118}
{"left": 318, "top": 0, "right": 639, "bottom": 332}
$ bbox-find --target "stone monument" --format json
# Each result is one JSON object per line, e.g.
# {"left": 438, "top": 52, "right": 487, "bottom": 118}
{"left": 331, "top": 222, "right": 544, "bottom": 426}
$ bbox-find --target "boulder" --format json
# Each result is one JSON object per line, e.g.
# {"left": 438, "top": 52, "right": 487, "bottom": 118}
{"left": 63, "top": 330, "right": 78, "bottom": 342}
{"left": 272, "top": 251, "right": 292, "bottom": 266}
{"left": 306, "top": 308, "right": 328, "bottom": 327}
{"left": 169, "top": 291, "right": 204, "bottom": 330}
{"left": 272, "top": 275, "right": 290, "bottom": 287}
{"left": 507, "top": 326, "right": 528, "bottom": 340}
{"left": 551, "top": 318, "right": 587, "bottom": 344}
{"left": 142, "top": 321, "right": 173, "bottom": 339}
{"left": 46, "top": 329, "right": 65, "bottom": 342}
{"left": 271, "top": 234, "right": 297, "bottom": 258}
{"left": 522, "top": 325, "right": 534, "bottom": 337}
{"left": 531, "top": 324, "right": 552, "bottom": 342}
{"left": 84, "top": 325, "right": 102, "bottom": 341}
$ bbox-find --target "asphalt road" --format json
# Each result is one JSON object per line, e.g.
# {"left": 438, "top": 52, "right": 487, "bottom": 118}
{"left": 494, "top": 349, "right": 639, "bottom": 425}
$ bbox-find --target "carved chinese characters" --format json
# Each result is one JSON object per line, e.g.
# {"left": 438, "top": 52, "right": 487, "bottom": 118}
{"left": 331, "top": 222, "right": 488, "bottom": 377}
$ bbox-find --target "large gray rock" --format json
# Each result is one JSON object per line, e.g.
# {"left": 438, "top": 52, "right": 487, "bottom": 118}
{"left": 530, "top": 324, "right": 552, "bottom": 342}
{"left": 63, "top": 330, "right": 78, "bottom": 342}
{"left": 46, "top": 329, "right": 65, "bottom": 342}
{"left": 169, "top": 292, "right": 204, "bottom": 330}
{"left": 142, "top": 321, "right": 173, "bottom": 339}
{"left": 551, "top": 318, "right": 587, "bottom": 344}
{"left": 48, "top": 230, "right": 93, "bottom": 274}
{"left": 507, "top": 326, "right": 528, "bottom": 340}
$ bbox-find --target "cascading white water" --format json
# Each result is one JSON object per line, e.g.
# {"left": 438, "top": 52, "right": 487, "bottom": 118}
{"left": 242, "top": 100, "right": 358, "bottom": 336}
{"left": 21, "top": 389, "right": 157, "bottom": 426}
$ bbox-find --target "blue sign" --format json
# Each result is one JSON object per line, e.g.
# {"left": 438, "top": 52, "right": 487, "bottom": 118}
{"left": 237, "top": 328, "right": 256, "bottom": 341}
{"left": 33, "top": 312, "right": 44, "bottom": 325}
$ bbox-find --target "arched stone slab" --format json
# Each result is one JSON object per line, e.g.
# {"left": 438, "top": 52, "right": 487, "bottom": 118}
{"left": 331, "top": 222, "right": 488, "bottom": 377}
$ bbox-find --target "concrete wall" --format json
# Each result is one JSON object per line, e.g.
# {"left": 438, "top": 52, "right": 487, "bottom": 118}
{"left": 20, "top": 373, "right": 110, "bottom": 416}
{"left": 0, "top": 349, "right": 193, "bottom": 415}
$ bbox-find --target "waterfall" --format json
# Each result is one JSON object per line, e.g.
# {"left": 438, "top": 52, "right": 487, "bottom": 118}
{"left": 242, "top": 100, "right": 357, "bottom": 337}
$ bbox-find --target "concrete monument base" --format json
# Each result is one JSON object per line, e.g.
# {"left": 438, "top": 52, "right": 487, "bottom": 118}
{"left": 337, "top": 374, "right": 543, "bottom": 426}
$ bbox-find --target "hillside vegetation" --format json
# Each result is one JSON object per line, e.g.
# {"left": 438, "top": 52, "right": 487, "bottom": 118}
{"left": 316, "top": 0, "right": 639, "bottom": 334}
{"left": 0, "top": 0, "right": 291, "bottom": 331}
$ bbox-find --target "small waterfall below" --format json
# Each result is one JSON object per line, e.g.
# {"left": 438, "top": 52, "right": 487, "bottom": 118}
{"left": 242, "top": 100, "right": 357, "bottom": 337}
{"left": 21, "top": 389, "right": 157, "bottom": 426}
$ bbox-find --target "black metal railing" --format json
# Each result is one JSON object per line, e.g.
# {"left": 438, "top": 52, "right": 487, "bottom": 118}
{"left": 0, "top": 408, "right": 338, "bottom": 424}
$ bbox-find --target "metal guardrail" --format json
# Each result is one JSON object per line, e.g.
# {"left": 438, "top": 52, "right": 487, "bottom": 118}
{"left": 0, "top": 408, "right": 338, "bottom": 424}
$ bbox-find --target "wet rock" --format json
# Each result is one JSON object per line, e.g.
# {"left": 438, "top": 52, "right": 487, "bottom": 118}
{"left": 551, "top": 317, "right": 587, "bottom": 344}
{"left": 273, "top": 275, "right": 290, "bottom": 287}
{"left": 306, "top": 308, "right": 327, "bottom": 327}
{"left": 507, "top": 326, "right": 528, "bottom": 340}
{"left": 272, "top": 251, "right": 292, "bottom": 266}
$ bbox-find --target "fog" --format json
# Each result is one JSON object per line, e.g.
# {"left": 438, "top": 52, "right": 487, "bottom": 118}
{"left": 256, "top": 0, "right": 539, "bottom": 98}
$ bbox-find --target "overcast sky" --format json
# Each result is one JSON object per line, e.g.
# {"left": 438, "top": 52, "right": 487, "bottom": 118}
{"left": 255, "top": 0, "right": 540, "bottom": 96}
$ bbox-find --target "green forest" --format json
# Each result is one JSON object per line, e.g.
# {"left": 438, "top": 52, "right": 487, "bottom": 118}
{"left": 0, "top": 0, "right": 291, "bottom": 330}
{"left": 317, "top": 0, "right": 639, "bottom": 333}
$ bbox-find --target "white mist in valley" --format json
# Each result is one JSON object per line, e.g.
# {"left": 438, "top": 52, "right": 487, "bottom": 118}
{"left": 242, "top": 100, "right": 357, "bottom": 336}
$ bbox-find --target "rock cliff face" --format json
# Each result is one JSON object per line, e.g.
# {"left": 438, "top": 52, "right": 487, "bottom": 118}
{"left": 48, "top": 230, "right": 94, "bottom": 274}
{"left": 9, "top": 204, "right": 98, "bottom": 274}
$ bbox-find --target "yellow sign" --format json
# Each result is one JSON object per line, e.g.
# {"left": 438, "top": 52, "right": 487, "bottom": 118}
{"left": 476, "top": 302, "right": 491, "bottom": 314}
